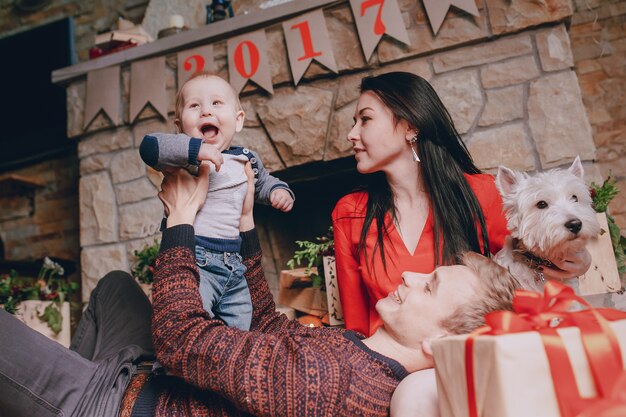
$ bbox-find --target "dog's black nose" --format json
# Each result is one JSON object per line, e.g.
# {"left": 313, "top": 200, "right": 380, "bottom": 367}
{"left": 565, "top": 219, "right": 582, "bottom": 234}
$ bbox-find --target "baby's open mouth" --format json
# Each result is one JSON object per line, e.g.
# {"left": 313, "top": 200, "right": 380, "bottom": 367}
{"left": 200, "top": 124, "right": 219, "bottom": 139}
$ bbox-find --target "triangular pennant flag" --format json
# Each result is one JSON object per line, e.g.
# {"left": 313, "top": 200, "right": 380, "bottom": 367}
{"left": 282, "top": 9, "right": 338, "bottom": 85}
{"left": 349, "top": 0, "right": 410, "bottom": 61}
{"left": 84, "top": 66, "right": 120, "bottom": 129}
{"left": 227, "top": 30, "right": 273, "bottom": 95}
{"left": 177, "top": 45, "right": 215, "bottom": 87}
{"left": 130, "top": 57, "right": 168, "bottom": 122}
{"left": 423, "top": 0, "right": 480, "bottom": 35}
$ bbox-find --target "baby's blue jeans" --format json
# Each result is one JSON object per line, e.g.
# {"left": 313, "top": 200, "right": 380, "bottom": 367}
{"left": 195, "top": 245, "right": 252, "bottom": 331}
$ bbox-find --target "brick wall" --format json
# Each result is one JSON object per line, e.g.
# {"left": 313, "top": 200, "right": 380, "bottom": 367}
{"left": 571, "top": 0, "right": 626, "bottom": 230}
{"left": 0, "top": 0, "right": 147, "bottom": 283}
{"left": 0, "top": 153, "right": 80, "bottom": 265}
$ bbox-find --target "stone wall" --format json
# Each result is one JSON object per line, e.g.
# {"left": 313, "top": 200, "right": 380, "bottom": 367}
{"left": 571, "top": 0, "right": 626, "bottom": 231}
{"left": 60, "top": 0, "right": 604, "bottom": 300}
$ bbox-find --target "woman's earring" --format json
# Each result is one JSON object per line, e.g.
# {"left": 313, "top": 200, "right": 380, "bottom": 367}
{"left": 408, "top": 134, "right": 420, "bottom": 162}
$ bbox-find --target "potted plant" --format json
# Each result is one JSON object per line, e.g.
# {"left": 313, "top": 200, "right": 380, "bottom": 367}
{"left": 284, "top": 227, "right": 343, "bottom": 326}
{"left": 131, "top": 239, "right": 160, "bottom": 301}
{"left": 578, "top": 176, "right": 626, "bottom": 295}
{"left": 590, "top": 177, "right": 626, "bottom": 275}
{"left": 286, "top": 226, "right": 334, "bottom": 289}
{"left": 0, "top": 257, "right": 78, "bottom": 347}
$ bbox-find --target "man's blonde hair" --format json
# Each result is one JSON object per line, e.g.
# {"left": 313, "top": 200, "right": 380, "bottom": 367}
{"left": 174, "top": 71, "right": 243, "bottom": 127}
{"left": 440, "top": 252, "right": 520, "bottom": 335}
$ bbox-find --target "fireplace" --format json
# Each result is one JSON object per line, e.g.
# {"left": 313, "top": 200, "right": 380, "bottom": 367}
{"left": 51, "top": 0, "right": 598, "bottom": 301}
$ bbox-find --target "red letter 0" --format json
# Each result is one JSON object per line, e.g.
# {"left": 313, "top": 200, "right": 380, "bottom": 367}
{"left": 234, "top": 41, "right": 260, "bottom": 78}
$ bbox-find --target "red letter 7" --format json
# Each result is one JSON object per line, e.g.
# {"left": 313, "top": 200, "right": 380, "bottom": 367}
{"left": 361, "top": 0, "right": 386, "bottom": 36}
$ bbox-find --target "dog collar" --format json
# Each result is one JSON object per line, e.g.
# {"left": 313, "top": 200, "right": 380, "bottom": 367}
{"left": 511, "top": 238, "right": 562, "bottom": 283}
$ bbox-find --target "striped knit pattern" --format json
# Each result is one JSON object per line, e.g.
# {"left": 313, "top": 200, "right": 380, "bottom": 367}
{"left": 151, "top": 237, "right": 405, "bottom": 417}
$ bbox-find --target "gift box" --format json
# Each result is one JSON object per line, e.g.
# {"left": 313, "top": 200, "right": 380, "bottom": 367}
{"left": 322, "top": 256, "right": 344, "bottom": 326}
{"left": 278, "top": 268, "right": 328, "bottom": 316}
{"left": 12, "top": 301, "right": 71, "bottom": 348}
{"left": 432, "top": 282, "right": 626, "bottom": 417}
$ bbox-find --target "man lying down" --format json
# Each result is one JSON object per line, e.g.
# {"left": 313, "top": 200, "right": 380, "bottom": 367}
{"left": 0, "top": 164, "right": 520, "bottom": 417}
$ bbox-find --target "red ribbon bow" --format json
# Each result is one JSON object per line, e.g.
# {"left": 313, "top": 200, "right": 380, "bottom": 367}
{"left": 465, "top": 281, "right": 626, "bottom": 417}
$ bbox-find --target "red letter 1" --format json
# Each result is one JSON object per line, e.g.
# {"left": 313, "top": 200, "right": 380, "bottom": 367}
{"left": 291, "top": 20, "right": 322, "bottom": 62}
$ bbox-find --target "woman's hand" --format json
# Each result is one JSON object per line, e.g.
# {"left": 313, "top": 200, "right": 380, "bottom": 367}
{"left": 240, "top": 162, "right": 255, "bottom": 232}
{"left": 542, "top": 247, "right": 592, "bottom": 281}
{"left": 159, "top": 163, "right": 210, "bottom": 227}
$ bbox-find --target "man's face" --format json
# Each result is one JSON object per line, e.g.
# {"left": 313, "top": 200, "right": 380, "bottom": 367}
{"left": 377, "top": 265, "right": 478, "bottom": 348}
{"left": 177, "top": 76, "right": 244, "bottom": 151}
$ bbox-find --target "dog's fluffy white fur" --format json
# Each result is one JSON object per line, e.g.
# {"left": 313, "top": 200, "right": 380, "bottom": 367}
{"left": 493, "top": 157, "right": 600, "bottom": 291}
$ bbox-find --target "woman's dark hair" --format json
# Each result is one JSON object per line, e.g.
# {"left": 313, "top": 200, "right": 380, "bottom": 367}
{"left": 356, "top": 71, "right": 490, "bottom": 270}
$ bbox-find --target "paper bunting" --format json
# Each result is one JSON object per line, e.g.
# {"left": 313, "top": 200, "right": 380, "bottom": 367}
{"left": 282, "top": 9, "right": 338, "bottom": 85}
{"left": 84, "top": 66, "right": 120, "bottom": 129}
{"left": 349, "top": 0, "right": 410, "bottom": 61}
{"left": 177, "top": 45, "right": 215, "bottom": 87}
{"left": 227, "top": 30, "right": 273, "bottom": 95}
{"left": 423, "top": 0, "right": 480, "bottom": 35}
{"left": 83, "top": 1, "right": 485, "bottom": 126}
{"left": 129, "top": 57, "right": 168, "bottom": 122}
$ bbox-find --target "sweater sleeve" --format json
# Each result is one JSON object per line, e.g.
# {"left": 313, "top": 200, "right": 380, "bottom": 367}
{"left": 239, "top": 230, "right": 312, "bottom": 334}
{"left": 332, "top": 197, "right": 371, "bottom": 336}
{"left": 152, "top": 226, "right": 344, "bottom": 416}
{"left": 139, "top": 132, "right": 203, "bottom": 175}
{"left": 250, "top": 150, "right": 294, "bottom": 205}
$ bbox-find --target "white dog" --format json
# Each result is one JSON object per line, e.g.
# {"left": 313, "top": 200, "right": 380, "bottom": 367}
{"left": 493, "top": 157, "right": 601, "bottom": 291}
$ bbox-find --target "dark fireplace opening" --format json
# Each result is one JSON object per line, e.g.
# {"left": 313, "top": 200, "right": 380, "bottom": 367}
{"left": 255, "top": 156, "right": 363, "bottom": 293}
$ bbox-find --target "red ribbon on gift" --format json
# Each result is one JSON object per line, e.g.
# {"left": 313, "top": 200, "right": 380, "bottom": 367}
{"left": 465, "top": 281, "right": 626, "bottom": 417}
{"left": 576, "top": 371, "right": 626, "bottom": 417}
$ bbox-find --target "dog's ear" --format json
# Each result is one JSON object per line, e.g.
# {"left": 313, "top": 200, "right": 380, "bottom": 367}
{"left": 567, "top": 156, "right": 584, "bottom": 179}
{"left": 496, "top": 166, "right": 519, "bottom": 195}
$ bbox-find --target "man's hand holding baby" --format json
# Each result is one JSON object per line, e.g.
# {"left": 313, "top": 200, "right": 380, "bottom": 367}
{"left": 198, "top": 142, "right": 224, "bottom": 172}
{"left": 270, "top": 188, "right": 294, "bottom": 212}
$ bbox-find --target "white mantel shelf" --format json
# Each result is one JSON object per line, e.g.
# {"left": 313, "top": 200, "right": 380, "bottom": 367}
{"left": 52, "top": 0, "right": 343, "bottom": 85}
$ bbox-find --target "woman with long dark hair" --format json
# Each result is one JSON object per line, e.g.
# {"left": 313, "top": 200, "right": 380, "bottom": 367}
{"left": 332, "top": 71, "right": 587, "bottom": 338}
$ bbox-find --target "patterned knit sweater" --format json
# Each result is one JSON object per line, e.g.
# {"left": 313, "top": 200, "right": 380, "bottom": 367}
{"left": 151, "top": 225, "right": 408, "bottom": 416}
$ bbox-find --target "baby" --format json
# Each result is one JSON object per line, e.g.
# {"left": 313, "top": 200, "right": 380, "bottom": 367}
{"left": 140, "top": 72, "right": 294, "bottom": 330}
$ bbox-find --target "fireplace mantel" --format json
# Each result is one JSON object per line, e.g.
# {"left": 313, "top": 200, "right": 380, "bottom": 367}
{"left": 52, "top": 0, "right": 341, "bottom": 85}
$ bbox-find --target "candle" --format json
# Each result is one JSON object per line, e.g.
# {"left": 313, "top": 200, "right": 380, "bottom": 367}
{"left": 168, "top": 15, "right": 184, "bottom": 29}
